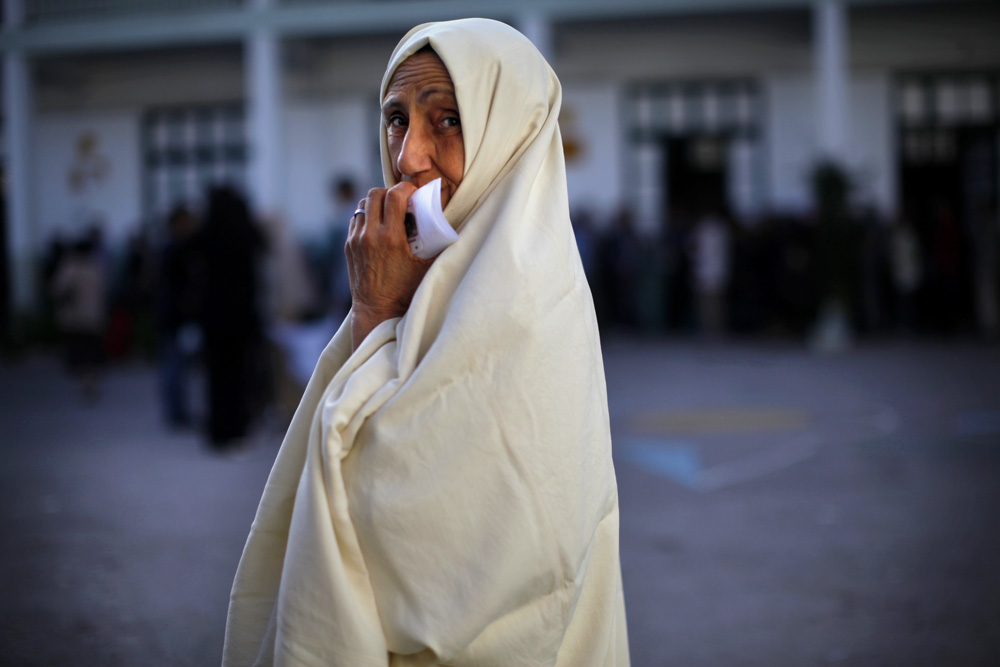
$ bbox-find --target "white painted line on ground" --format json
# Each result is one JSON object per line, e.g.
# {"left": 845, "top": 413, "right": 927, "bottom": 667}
{"left": 619, "top": 432, "right": 824, "bottom": 492}
{"left": 694, "top": 433, "right": 823, "bottom": 493}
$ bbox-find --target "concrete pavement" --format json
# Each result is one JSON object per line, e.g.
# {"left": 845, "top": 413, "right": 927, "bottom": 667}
{"left": 2, "top": 340, "right": 999, "bottom": 665}
{"left": 607, "top": 339, "right": 1000, "bottom": 666}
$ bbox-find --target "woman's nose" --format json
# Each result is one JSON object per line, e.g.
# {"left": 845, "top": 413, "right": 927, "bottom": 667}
{"left": 397, "top": 123, "right": 432, "bottom": 177}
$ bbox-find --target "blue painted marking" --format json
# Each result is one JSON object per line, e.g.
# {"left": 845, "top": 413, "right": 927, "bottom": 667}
{"left": 620, "top": 439, "right": 702, "bottom": 487}
{"left": 956, "top": 411, "right": 1000, "bottom": 437}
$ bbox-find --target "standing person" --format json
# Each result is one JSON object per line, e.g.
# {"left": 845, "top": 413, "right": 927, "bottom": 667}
{"left": 155, "top": 205, "right": 202, "bottom": 428}
{"left": 51, "top": 236, "right": 107, "bottom": 401}
{"left": 119, "top": 231, "right": 156, "bottom": 358}
{"left": 266, "top": 213, "right": 321, "bottom": 323}
{"left": 224, "top": 19, "right": 629, "bottom": 666}
{"left": 972, "top": 200, "right": 998, "bottom": 340}
{"left": 603, "top": 208, "right": 641, "bottom": 329}
{"left": 889, "top": 215, "right": 923, "bottom": 334}
{"left": 327, "top": 177, "right": 357, "bottom": 320}
{"left": 928, "top": 201, "right": 963, "bottom": 333}
{"left": 42, "top": 233, "right": 69, "bottom": 338}
{"left": 199, "top": 185, "right": 265, "bottom": 449}
{"left": 689, "top": 208, "right": 731, "bottom": 338}
{"left": 858, "top": 206, "right": 887, "bottom": 335}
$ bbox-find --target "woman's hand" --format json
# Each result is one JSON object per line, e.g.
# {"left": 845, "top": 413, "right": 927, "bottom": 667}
{"left": 346, "top": 181, "right": 434, "bottom": 351}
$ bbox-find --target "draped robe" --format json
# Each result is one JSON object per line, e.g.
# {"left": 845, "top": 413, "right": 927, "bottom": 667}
{"left": 223, "top": 18, "right": 630, "bottom": 667}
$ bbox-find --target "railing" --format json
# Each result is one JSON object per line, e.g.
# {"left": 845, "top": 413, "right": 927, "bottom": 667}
{"left": 23, "top": 0, "right": 245, "bottom": 25}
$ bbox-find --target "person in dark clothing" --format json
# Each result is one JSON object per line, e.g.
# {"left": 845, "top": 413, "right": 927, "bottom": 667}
{"left": 155, "top": 205, "right": 202, "bottom": 428}
{"left": 199, "top": 186, "right": 266, "bottom": 449}
{"left": 600, "top": 208, "right": 641, "bottom": 330}
{"left": 51, "top": 236, "right": 107, "bottom": 401}
{"left": 928, "top": 200, "right": 964, "bottom": 333}
{"left": 327, "top": 177, "right": 357, "bottom": 320}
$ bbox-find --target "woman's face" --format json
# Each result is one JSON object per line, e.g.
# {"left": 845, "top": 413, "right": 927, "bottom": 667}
{"left": 382, "top": 50, "right": 464, "bottom": 209}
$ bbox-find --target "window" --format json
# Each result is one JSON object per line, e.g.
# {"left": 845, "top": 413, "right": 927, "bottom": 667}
{"left": 626, "top": 80, "right": 764, "bottom": 228}
{"left": 141, "top": 103, "right": 246, "bottom": 220}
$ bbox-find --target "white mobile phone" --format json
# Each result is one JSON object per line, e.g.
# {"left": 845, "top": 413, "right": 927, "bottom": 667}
{"left": 404, "top": 178, "right": 459, "bottom": 259}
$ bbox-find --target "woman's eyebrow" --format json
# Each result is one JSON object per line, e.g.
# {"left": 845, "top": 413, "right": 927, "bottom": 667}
{"left": 381, "top": 89, "right": 457, "bottom": 114}
{"left": 381, "top": 99, "right": 404, "bottom": 115}
{"left": 419, "top": 88, "right": 456, "bottom": 103}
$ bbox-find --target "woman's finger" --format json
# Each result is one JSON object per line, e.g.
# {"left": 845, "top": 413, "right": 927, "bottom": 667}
{"left": 365, "top": 188, "right": 387, "bottom": 231}
{"left": 351, "top": 198, "right": 366, "bottom": 226}
{"left": 383, "top": 182, "right": 416, "bottom": 234}
{"left": 345, "top": 221, "right": 358, "bottom": 285}
{"left": 347, "top": 210, "right": 358, "bottom": 240}
{"left": 346, "top": 197, "right": 368, "bottom": 287}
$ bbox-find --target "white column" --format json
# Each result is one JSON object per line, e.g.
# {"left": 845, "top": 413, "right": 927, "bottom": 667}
{"left": 245, "top": 18, "right": 284, "bottom": 217}
{"left": 517, "top": 11, "right": 553, "bottom": 63}
{"left": 813, "top": 0, "right": 849, "bottom": 164}
{"left": 3, "top": 0, "right": 37, "bottom": 315}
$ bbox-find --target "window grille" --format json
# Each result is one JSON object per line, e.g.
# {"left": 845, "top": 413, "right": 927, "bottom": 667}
{"left": 896, "top": 73, "right": 999, "bottom": 165}
{"left": 141, "top": 103, "right": 246, "bottom": 220}
{"left": 625, "top": 79, "right": 764, "bottom": 228}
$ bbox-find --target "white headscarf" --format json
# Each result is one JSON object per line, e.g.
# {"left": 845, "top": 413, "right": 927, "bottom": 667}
{"left": 224, "top": 18, "right": 629, "bottom": 667}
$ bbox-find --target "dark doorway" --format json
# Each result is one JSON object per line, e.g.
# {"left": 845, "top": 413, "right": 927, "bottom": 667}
{"left": 663, "top": 135, "right": 728, "bottom": 332}
{"left": 666, "top": 135, "right": 728, "bottom": 221}
{"left": 899, "top": 127, "right": 998, "bottom": 331}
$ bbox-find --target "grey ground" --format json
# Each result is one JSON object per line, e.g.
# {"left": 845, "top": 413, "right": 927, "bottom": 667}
{"left": 2, "top": 339, "right": 999, "bottom": 666}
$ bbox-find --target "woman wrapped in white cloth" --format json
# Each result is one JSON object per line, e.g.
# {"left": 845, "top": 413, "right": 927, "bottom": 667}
{"left": 223, "top": 18, "right": 629, "bottom": 667}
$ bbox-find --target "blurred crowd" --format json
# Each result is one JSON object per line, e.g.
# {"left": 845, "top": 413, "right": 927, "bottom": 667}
{"left": 39, "top": 170, "right": 998, "bottom": 449}
{"left": 40, "top": 178, "right": 357, "bottom": 451}
{"left": 577, "top": 199, "right": 999, "bottom": 345}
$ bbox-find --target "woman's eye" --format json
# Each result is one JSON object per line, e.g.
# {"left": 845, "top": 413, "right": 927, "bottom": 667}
{"left": 387, "top": 115, "right": 407, "bottom": 128}
{"left": 442, "top": 116, "right": 461, "bottom": 129}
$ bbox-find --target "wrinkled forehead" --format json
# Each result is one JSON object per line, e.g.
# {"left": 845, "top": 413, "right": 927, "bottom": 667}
{"left": 383, "top": 49, "right": 455, "bottom": 101}
{"left": 381, "top": 37, "right": 435, "bottom": 99}
{"left": 381, "top": 20, "right": 530, "bottom": 99}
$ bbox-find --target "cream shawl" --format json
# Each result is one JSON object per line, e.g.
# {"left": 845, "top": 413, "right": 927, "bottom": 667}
{"left": 223, "top": 18, "right": 629, "bottom": 667}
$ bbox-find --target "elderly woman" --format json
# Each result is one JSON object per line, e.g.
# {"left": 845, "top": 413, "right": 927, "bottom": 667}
{"left": 223, "top": 19, "right": 629, "bottom": 666}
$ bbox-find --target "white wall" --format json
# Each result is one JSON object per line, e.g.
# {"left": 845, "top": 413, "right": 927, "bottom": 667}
{"left": 32, "top": 98, "right": 378, "bottom": 251}
{"left": 33, "top": 110, "right": 142, "bottom": 248}
{"left": 847, "top": 71, "right": 894, "bottom": 218}
{"left": 765, "top": 71, "right": 816, "bottom": 216}
{"left": 562, "top": 83, "right": 622, "bottom": 223}
{"left": 36, "top": 46, "right": 243, "bottom": 113}
{"left": 557, "top": 12, "right": 811, "bottom": 82}
{"left": 22, "top": 3, "right": 1000, "bottom": 248}
{"left": 282, "top": 96, "right": 375, "bottom": 242}
{"left": 765, "top": 70, "right": 895, "bottom": 218}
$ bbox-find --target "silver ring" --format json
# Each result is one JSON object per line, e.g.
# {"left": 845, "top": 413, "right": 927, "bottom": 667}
{"left": 353, "top": 208, "right": 365, "bottom": 217}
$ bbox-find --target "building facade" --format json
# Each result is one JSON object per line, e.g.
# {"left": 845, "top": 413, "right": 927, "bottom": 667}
{"left": 2, "top": 0, "right": 999, "bottom": 317}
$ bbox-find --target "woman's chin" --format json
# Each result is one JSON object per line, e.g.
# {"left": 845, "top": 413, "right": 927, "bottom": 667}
{"left": 441, "top": 182, "right": 460, "bottom": 210}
